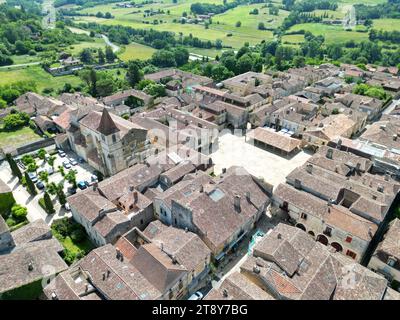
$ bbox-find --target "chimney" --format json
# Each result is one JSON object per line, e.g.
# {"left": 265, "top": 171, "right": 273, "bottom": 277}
{"left": 234, "top": 195, "right": 241, "bottom": 212}
{"left": 356, "top": 163, "right": 361, "bottom": 171}
{"left": 277, "top": 233, "right": 282, "bottom": 239}
{"left": 28, "top": 262, "right": 34, "bottom": 271}
{"left": 223, "top": 289, "right": 228, "bottom": 298}
{"left": 246, "top": 191, "right": 250, "bottom": 202}
{"left": 129, "top": 185, "right": 134, "bottom": 192}
{"left": 107, "top": 270, "right": 111, "bottom": 278}
{"left": 326, "top": 148, "right": 333, "bottom": 159}
{"left": 337, "top": 139, "right": 342, "bottom": 149}
{"left": 222, "top": 168, "right": 226, "bottom": 174}
{"left": 294, "top": 179, "right": 301, "bottom": 189}
{"left": 393, "top": 134, "right": 397, "bottom": 141}
{"left": 385, "top": 173, "right": 390, "bottom": 181}
{"left": 51, "top": 292, "right": 58, "bottom": 300}
{"left": 133, "top": 191, "right": 138, "bottom": 203}
{"left": 160, "top": 242, "right": 164, "bottom": 252}
{"left": 199, "top": 185, "right": 204, "bottom": 193}
{"left": 377, "top": 184, "right": 384, "bottom": 193}
{"left": 93, "top": 182, "right": 98, "bottom": 191}
{"left": 253, "top": 265, "right": 260, "bottom": 274}
{"left": 306, "top": 164, "right": 313, "bottom": 174}
{"left": 102, "top": 272, "right": 106, "bottom": 281}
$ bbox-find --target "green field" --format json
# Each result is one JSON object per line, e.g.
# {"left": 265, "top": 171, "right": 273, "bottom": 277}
{"left": 0, "top": 126, "right": 41, "bottom": 150}
{"left": 119, "top": 42, "right": 156, "bottom": 61}
{"left": 372, "top": 18, "right": 400, "bottom": 31}
{"left": 74, "top": 1, "right": 280, "bottom": 48}
{"left": 65, "top": 38, "right": 108, "bottom": 55}
{"left": 287, "top": 23, "right": 369, "bottom": 44}
{"left": 0, "top": 65, "right": 83, "bottom": 93}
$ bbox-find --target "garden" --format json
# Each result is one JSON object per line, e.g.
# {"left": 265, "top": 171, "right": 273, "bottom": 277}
{"left": 51, "top": 217, "right": 94, "bottom": 265}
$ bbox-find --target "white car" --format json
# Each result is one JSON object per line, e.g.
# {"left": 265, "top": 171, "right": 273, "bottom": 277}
{"left": 69, "top": 158, "right": 78, "bottom": 166}
{"left": 64, "top": 203, "right": 70, "bottom": 211}
{"left": 63, "top": 160, "right": 71, "bottom": 169}
{"left": 188, "top": 291, "right": 204, "bottom": 300}
{"left": 58, "top": 150, "right": 66, "bottom": 157}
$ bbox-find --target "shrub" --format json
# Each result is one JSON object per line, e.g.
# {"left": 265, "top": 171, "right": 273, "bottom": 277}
{"left": 11, "top": 204, "right": 28, "bottom": 223}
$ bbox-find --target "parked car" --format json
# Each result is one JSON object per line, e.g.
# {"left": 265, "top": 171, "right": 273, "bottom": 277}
{"left": 84, "top": 180, "right": 90, "bottom": 187}
{"left": 77, "top": 181, "right": 87, "bottom": 190}
{"left": 90, "top": 174, "right": 98, "bottom": 182}
{"left": 64, "top": 203, "right": 70, "bottom": 211}
{"left": 36, "top": 181, "right": 45, "bottom": 190}
{"left": 69, "top": 158, "right": 78, "bottom": 166}
{"left": 188, "top": 291, "right": 204, "bottom": 300}
{"left": 28, "top": 172, "right": 38, "bottom": 183}
{"left": 46, "top": 166, "right": 54, "bottom": 175}
{"left": 67, "top": 187, "right": 77, "bottom": 195}
{"left": 45, "top": 154, "right": 50, "bottom": 161}
{"left": 63, "top": 160, "right": 71, "bottom": 169}
{"left": 78, "top": 157, "right": 85, "bottom": 163}
{"left": 58, "top": 150, "right": 66, "bottom": 157}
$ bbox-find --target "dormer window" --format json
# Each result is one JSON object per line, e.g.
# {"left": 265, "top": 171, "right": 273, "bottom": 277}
{"left": 388, "top": 256, "right": 397, "bottom": 267}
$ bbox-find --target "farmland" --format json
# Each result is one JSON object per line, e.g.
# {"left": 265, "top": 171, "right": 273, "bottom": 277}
{"left": 0, "top": 65, "right": 83, "bottom": 93}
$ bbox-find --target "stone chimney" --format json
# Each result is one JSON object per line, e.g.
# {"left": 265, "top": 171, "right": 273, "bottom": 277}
{"left": 306, "top": 164, "right": 313, "bottom": 174}
{"left": 133, "top": 191, "right": 138, "bottom": 203}
{"left": 356, "top": 162, "right": 361, "bottom": 171}
{"left": 393, "top": 134, "right": 397, "bottom": 141}
{"left": 234, "top": 195, "right": 241, "bottom": 212}
{"left": 222, "top": 168, "right": 227, "bottom": 174}
{"left": 294, "top": 179, "right": 301, "bottom": 189}
{"left": 277, "top": 233, "right": 282, "bottom": 239}
{"left": 246, "top": 191, "right": 250, "bottom": 202}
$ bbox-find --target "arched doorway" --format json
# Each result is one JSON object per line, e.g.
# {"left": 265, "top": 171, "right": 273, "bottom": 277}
{"left": 296, "top": 223, "right": 306, "bottom": 231}
{"left": 316, "top": 234, "right": 329, "bottom": 246}
{"left": 308, "top": 231, "right": 315, "bottom": 238}
{"left": 331, "top": 242, "right": 343, "bottom": 252}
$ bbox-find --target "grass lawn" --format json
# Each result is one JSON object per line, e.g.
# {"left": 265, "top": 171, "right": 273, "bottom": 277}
{"left": 0, "top": 126, "right": 41, "bottom": 150}
{"left": 61, "top": 235, "right": 94, "bottom": 256}
{"left": 0, "top": 65, "right": 83, "bottom": 94}
{"left": 10, "top": 55, "right": 41, "bottom": 65}
{"left": 282, "top": 34, "right": 305, "bottom": 45}
{"left": 372, "top": 18, "right": 400, "bottom": 32}
{"left": 287, "top": 23, "right": 369, "bottom": 44}
{"left": 119, "top": 42, "right": 156, "bottom": 61}
{"left": 65, "top": 38, "right": 107, "bottom": 55}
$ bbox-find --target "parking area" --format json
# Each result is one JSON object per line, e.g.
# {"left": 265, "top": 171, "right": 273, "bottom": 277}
{"left": 211, "top": 132, "right": 312, "bottom": 187}
{"left": 0, "top": 147, "right": 99, "bottom": 225}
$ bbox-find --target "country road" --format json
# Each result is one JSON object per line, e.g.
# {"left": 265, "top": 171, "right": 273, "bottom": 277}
{"left": 101, "top": 34, "right": 120, "bottom": 53}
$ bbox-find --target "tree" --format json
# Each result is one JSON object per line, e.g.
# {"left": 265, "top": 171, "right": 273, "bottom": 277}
{"left": 39, "top": 171, "right": 49, "bottom": 184}
{"left": 43, "top": 192, "right": 55, "bottom": 214}
{"left": 105, "top": 46, "right": 115, "bottom": 63}
{"left": 6, "top": 153, "right": 22, "bottom": 181}
{"left": 37, "top": 148, "right": 47, "bottom": 161}
{"left": 105, "top": 12, "right": 112, "bottom": 19}
{"left": 27, "top": 162, "right": 38, "bottom": 173}
{"left": 235, "top": 21, "right": 241, "bottom": 27}
{"left": 151, "top": 50, "right": 177, "bottom": 67}
{"left": 58, "top": 165, "right": 65, "bottom": 177}
{"left": 46, "top": 182, "right": 58, "bottom": 196}
{"left": 79, "top": 48, "right": 94, "bottom": 64}
{"left": 3, "top": 112, "right": 30, "bottom": 130}
{"left": 98, "top": 48, "right": 105, "bottom": 64}
{"left": 211, "top": 64, "right": 234, "bottom": 82}
{"left": 173, "top": 47, "right": 189, "bottom": 66}
{"left": 24, "top": 171, "right": 37, "bottom": 196}
{"left": 143, "top": 83, "right": 166, "bottom": 97}
{"left": 57, "top": 186, "right": 67, "bottom": 206}
{"left": 126, "top": 61, "right": 143, "bottom": 88}
{"left": 11, "top": 204, "right": 27, "bottom": 223}
{"left": 48, "top": 156, "right": 56, "bottom": 169}
{"left": 65, "top": 170, "right": 77, "bottom": 189}
{"left": 79, "top": 68, "right": 97, "bottom": 96}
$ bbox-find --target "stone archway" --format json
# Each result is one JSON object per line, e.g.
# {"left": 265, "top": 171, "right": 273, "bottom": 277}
{"left": 316, "top": 234, "right": 329, "bottom": 246}
{"left": 308, "top": 231, "right": 315, "bottom": 238}
{"left": 331, "top": 242, "right": 343, "bottom": 252}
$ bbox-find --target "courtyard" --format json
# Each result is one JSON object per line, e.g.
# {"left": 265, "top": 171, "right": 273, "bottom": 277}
{"left": 211, "top": 132, "right": 312, "bottom": 188}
